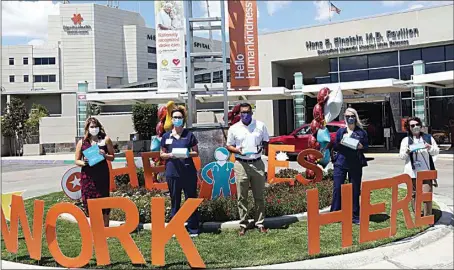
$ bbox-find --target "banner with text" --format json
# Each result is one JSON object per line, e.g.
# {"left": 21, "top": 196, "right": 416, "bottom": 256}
{"left": 155, "top": 1, "right": 186, "bottom": 93}
{"left": 228, "top": 0, "right": 260, "bottom": 89}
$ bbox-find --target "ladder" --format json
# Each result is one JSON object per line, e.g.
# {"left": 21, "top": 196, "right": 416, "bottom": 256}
{"left": 185, "top": 1, "right": 229, "bottom": 128}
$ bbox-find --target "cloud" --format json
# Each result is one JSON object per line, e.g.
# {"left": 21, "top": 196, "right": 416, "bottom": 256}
{"left": 266, "top": 1, "right": 291, "bottom": 16}
{"left": 27, "top": 39, "right": 46, "bottom": 46}
{"left": 313, "top": 1, "right": 335, "bottom": 22}
{"left": 381, "top": 1, "right": 405, "bottom": 7}
{"left": 407, "top": 4, "right": 425, "bottom": 10}
{"left": 2, "top": 1, "right": 60, "bottom": 39}
{"left": 404, "top": 1, "right": 451, "bottom": 11}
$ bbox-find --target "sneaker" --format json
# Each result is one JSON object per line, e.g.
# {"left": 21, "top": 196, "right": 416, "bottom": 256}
{"left": 352, "top": 219, "right": 360, "bottom": 225}
{"left": 258, "top": 226, "right": 269, "bottom": 233}
{"left": 189, "top": 233, "right": 199, "bottom": 238}
{"left": 239, "top": 227, "right": 247, "bottom": 236}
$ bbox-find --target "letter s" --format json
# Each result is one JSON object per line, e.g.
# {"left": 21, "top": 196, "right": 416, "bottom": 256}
{"left": 296, "top": 149, "right": 324, "bottom": 184}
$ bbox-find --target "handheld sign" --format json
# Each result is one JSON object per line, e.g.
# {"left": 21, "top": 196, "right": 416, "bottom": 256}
{"left": 83, "top": 144, "right": 105, "bottom": 166}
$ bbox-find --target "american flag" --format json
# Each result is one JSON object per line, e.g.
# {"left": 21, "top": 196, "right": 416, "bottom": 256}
{"left": 330, "top": 2, "right": 341, "bottom": 14}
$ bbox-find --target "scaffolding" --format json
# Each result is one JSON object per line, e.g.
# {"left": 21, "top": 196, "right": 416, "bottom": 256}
{"left": 185, "top": 1, "right": 229, "bottom": 128}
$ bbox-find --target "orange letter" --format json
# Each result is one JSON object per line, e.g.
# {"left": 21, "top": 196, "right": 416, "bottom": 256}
{"left": 267, "top": 144, "right": 295, "bottom": 184}
{"left": 296, "top": 149, "right": 324, "bottom": 185}
{"left": 45, "top": 203, "right": 93, "bottom": 268}
{"left": 306, "top": 184, "right": 353, "bottom": 255}
{"left": 88, "top": 197, "right": 145, "bottom": 265}
{"left": 391, "top": 174, "right": 415, "bottom": 235}
{"left": 359, "top": 178, "right": 393, "bottom": 243}
{"left": 415, "top": 170, "right": 436, "bottom": 227}
{"left": 152, "top": 198, "right": 205, "bottom": 268}
{"left": 141, "top": 152, "right": 167, "bottom": 190}
{"left": 108, "top": 150, "right": 138, "bottom": 191}
{"left": 1, "top": 195, "right": 44, "bottom": 260}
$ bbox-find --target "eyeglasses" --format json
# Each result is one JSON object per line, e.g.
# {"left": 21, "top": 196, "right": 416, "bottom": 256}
{"left": 240, "top": 111, "right": 252, "bottom": 115}
{"left": 173, "top": 116, "right": 183, "bottom": 119}
{"left": 345, "top": 115, "right": 356, "bottom": 119}
{"left": 410, "top": 124, "right": 420, "bottom": 128}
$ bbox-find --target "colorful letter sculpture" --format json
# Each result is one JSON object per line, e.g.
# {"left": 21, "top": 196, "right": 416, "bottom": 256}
{"left": 1, "top": 191, "right": 25, "bottom": 221}
{"left": 306, "top": 87, "right": 343, "bottom": 178}
{"left": 226, "top": 103, "right": 241, "bottom": 127}
{"left": 61, "top": 167, "right": 82, "bottom": 200}
{"left": 200, "top": 147, "right": 236, "bottom": 200}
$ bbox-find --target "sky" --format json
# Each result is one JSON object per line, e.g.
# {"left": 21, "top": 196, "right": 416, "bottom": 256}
{"left": 1, "top": 0, "right": 452, "bottom": 46}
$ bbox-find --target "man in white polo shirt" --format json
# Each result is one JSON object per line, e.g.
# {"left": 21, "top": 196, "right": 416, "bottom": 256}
{"left": 226, "top": 103, "right": 269, "bottom": 236}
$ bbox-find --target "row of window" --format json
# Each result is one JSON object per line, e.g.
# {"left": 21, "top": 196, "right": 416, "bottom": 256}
{"left": 329, "top": 44, "right": 454, "bottom": 72}
{"left": 194, "top": 70, "right": 231, "bottom": 83}
{"left": 8, "top": 57, "right": 56, "bottom": 66}
{"left": 9, "top": 74, "right": 56, "bottom": 83}
{"left": 147, "top": 46, "right": 156, "bottom": 54}
{"left": 148, "top": 62, "right": 157, "bottom": 69}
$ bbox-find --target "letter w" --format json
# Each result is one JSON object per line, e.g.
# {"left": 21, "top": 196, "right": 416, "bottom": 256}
{"left": 1, "top": 195, "right": 44, "bottom": 260}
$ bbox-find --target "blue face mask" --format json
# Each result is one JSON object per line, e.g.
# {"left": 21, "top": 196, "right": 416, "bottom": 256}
{"left": 172, "top": 118, "right": 183, "bottom": 127}
{"left": 346, "top": 116, "right": 356, "bottom": 125}
{"left": 241, "top": 113, "right": 252, "bottom": 124}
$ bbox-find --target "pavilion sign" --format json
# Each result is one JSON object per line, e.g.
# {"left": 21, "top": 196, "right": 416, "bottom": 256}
{"left": 306, "top": 28, "right": 420, "bottom": 56}
{"left": 1, "top": 147, "right": 435, "bottom": 268}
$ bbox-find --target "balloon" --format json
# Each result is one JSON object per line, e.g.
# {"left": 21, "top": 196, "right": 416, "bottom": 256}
{"left": 316, "top": 127, "right": 331, "bottom": 144}
{"left": 306, "top": 170, "right": 315, "bottom": 179}
{"left": 324, "top": 87, "right": 343, "bottom": 123}
{"left": 308, "top": 136, "right": 317, "bottom": 148}
{"left": 156, "top": 122, "right": 164, "bottom": 137}
{"left": 310, "top": 119, "right": 320, "bottom": 134}
{"left": 317, "top": 87, "right": 330, "bottom": 104}
{"left": 313, "top": 104, "right": 324, "bottom": 121}
{"left": 158, "top": 106, "right": 167, "bottom": 120}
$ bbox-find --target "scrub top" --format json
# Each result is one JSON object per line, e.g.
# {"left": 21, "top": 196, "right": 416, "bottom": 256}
{"left": 161, "top": 129, "right": 198, "bottom": 178}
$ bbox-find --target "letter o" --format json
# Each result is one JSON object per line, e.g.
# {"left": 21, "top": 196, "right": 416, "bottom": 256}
{"left": 45, "top": 203, "right": 93, "bottom": 268}
{"left": 236, "top": 54, "right": 244, "bottom": 61}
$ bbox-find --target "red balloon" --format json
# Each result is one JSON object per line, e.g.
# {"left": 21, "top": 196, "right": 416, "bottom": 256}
{"left": 158, "top": 106, "right": 167, "bottom": 120}
{"left": 232, "top": 115, "right": 241, "bottom": 125}
{"left": 317, "top": 87, "right": 330, "bottom": 104}
{"left": 308, "top": 135, "right": 317, "bottom": 148}
{"left": 313, "top": 103, "right": 324, "bottom": 121}
{"left": 310, "top": 119, "right": 320, "bottom": 134}
{"left": 156, "top": 122, "right": 164, "bottom": 137}
{"left": 306, "top": 169, "right": 315, "bottom": 179}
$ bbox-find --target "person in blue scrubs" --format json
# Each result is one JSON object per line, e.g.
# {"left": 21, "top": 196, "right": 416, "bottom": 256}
{"left": 160, "top": 108, "right": 200, "bottom": 236}
{"left": 330, "top": 107, "right": 369, "bottom": 225}
{"left": 201, "top": 147, "right": 236, "bottom": 200}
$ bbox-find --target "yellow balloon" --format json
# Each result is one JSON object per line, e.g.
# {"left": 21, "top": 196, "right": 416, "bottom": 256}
{"left": 1, "top": 191, "right": 25, "bottom": 221}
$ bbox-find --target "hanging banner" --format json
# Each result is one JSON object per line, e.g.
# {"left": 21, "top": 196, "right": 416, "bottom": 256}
{"left": 228, "top": 0, "right": 260, "bottom": 89}
{"left": 155, "top": 1, "right": 186, "bottom": 93}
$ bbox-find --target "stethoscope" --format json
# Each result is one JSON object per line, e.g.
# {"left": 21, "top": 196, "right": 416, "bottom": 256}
{"left": 213, "top": 162, "right": 231, "bottom": 172}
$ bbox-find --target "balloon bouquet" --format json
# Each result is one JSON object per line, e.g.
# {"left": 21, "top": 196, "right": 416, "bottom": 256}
{"left": 227, "top": 103, "right": 242, "bottom": 126}
{"left": 305, "top": 87, "right": 343, "bottom": 179}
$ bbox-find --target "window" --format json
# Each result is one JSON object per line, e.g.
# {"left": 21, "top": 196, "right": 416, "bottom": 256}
{"left": 445, "top": 45, "right": 454, "bottom": 60}
{"left": 33, "top": 57, "right": 56, "bottom": 65}
{"left": 326, "top": 125, "right": 341, "bottom": 133}
{"left": 425, "top": 62, "right": 445, "bottom": 74}
{"left": 23, "top": 57, "right": 28, "bottom": 65}
{"left": 148, "top": 62, "right": 157, "bottom": 69}
{"left": 24, "top": 75, "right": 29, "bottom": 82}
{"left": 367, "top": 51, "right": 398, "bottom": 68}
{"left": 329, "top": 58, "right": 338, "bottom": 72}
{"left": 368, "top": 67, "right": 399, "bottom": 80}
{"left": 446, "top": 62, "right": 454, "bottom": 71}
{"left": 339, "top": 55, "right": 368, "bottom": 71}
{"left": 340, "top": 70, "right": 368, "bottom": 82}
{"left": 9, "top": 58, "right": 14, "bottom": 65}
{"left": 401, "top": 99, "right": 412, "bottom": 118}
{"left": 422, "top": 46, "right": 445, "bottom": 63}
{"left": 400, "top": 66, "right": 413, "bottom": 80}
{"left": 330, "top": 73, "right": 339, "bottom": 83}
{"left": 147, "top": 46, "right": 156, "bottom": 54}
{"left": 34, "top": 75, "right": 56, "bottom": 83}
{"left": 315, "top": 76, "right": 330, "bottom": 84}
{"left": 400, "top": 48, "right": 421, "bottom": 65}
{"left": 9, "top": 75, "right": 15, "bottom": 82}
{"left": 296, "top": 125, "right": 311, "bottom": 135}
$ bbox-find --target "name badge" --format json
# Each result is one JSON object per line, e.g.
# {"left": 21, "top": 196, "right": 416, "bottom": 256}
{"left": 165, "top": 139, "right": 173, "bottom": 145}
{"left": 414, "top": 161, "right": 422, "bottom": 170}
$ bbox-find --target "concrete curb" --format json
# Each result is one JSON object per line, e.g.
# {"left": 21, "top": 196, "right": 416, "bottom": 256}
{"left": 59, "top": 206, "right": 332, "bottom": 232}
{"left": 2, "top": 195, "right": 452, "bottom": 270}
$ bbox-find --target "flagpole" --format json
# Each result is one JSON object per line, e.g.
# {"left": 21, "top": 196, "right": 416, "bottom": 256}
{"left": 328, "top": 1, "right": 332, "bottom": 22}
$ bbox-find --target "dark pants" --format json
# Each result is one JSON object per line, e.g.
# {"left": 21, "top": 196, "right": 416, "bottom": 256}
{"left": 330, "top": 165, "right": 363, "bottom": 222}
{"left": 167, "top": 175, "right": 200, "bottom": 234}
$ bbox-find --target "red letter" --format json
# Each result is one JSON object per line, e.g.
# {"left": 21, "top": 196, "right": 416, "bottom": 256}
{"left": 45, "top": 203, "right": 93, "bottom": 268}
{"left": 391, "top": 174, "right": 415, "bottom": 235}
{"left": 88, "top": 197, "right": 145, "bottom": 265}
{"left": 267, "top": 144, "right": 295, "bottom": 184}
{"left": 296, "top": 149, "right": 324, "bottom": 185}
{"left": 415, "top": 170, "right": 436, "bottom": 227}
{"left": 1, "top": 195, "right": 44, "bottom": 260}
{"left": 152, "top": 198, "right": 205, "bottom": 268}
{"left": 107, "top": 150, "right": 138, "bottom": 191}
{"left": 306, "top": 184, "right": 353, "bottom": 255}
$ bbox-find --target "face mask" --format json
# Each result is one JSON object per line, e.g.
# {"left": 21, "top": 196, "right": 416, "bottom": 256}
{"left": 241, "top": 113, "right": 252, "bottom": 124}
{"left": 345, "top": 117, "right": 356, "bottom": 125}
{"left": 172, "top": 118, "right": 183, "bottom": 127}
{"left": 89, "top": 127, "right": 99, "bottom": 136}
{"left": 411, "top": 126, "right": 421, "bottom": 134}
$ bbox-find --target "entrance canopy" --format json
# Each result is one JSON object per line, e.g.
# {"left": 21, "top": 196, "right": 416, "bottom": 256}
{"left": 411, "top": 71, "right": 454, "bottom": 88}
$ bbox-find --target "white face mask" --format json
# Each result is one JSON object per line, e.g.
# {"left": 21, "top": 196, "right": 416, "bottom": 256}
{"left": 89, "top": 127, "right": 99, "bottom": 137}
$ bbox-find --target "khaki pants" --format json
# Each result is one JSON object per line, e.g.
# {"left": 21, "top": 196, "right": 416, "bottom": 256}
{"left": 412, "top": 178, "right": 433, "bottom": 217}
{"left": 234, "top": 160, "right": 266, "bottom": 228}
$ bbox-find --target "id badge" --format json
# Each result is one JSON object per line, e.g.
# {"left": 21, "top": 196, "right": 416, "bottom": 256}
{"left": 165, "top": 139, "right": 173, "bottom": 145}
{"left": 413, "top": 161, "right": 422, "bottom": 169}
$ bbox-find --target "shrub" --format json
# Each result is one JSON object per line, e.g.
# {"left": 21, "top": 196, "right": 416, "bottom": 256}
{"left": 132, "top": 104, "right": 158, "bottom": 138}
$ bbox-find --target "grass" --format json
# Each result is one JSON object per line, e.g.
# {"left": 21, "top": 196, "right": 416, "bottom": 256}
{"left": 1, "top": 189, "right": 441, "bottom": 269}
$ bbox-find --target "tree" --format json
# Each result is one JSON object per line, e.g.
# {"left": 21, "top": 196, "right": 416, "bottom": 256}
{"left": 132, "top": 104, "right": 158, "bottom": 139}
{"left": 1, "top": 97, "right": 29, "bottom": 156}
{"left": 24, "top": 103, "right": 49, "bottom": 144}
